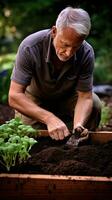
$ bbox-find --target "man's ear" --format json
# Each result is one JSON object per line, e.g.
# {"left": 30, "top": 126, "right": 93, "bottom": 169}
{"left": 51, "top": 26, "right": 57, "bottom": 38}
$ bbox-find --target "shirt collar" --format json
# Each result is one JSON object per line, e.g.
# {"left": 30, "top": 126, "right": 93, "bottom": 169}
{"left": 45, "top": 31, "right": 52, "bottom": 63}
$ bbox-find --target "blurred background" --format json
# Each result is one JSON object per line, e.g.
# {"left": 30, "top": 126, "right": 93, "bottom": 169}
{"left": 0, "top": 0, "right": 112, "bottom": 103}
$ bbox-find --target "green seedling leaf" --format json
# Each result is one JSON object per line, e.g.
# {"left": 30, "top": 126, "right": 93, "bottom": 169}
{"left": 0, "top": 118, "right": 38, "bottom": 171}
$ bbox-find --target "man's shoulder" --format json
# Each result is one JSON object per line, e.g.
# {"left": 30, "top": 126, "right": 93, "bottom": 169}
{"left": 20, "top": 29, "right": 51, "bottom": 48}
{"left": 81, "top": 40, "right": 94, "bottom": 54}
{"left": 76, "top": 40, "right": 94, "bottom": 60}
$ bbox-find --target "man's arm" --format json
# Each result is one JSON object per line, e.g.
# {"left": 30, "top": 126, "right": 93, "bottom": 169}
{"left": 73, "top": 90, "right": 93, "bottom": 129}
{"left": 9, "top": 80, "right": 70, "bottom": 140}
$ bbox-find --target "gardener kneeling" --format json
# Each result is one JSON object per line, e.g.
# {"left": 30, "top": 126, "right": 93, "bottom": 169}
{"left": 9, "top": 7, "right": 101, "bottom": 140}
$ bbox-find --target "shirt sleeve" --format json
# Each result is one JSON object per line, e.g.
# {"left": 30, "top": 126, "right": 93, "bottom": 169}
{"left": 11, "top": 43, "right": 34, "bottom": 86}
{"left": 76, "top": 44, "right": 95, "bottom": 92}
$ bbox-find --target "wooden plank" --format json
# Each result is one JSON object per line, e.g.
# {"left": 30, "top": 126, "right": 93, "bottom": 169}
{"left": 38, "top": 130, "right": 112, "bottom": 144}
{"left": 38, "top": 129, "right": 48, "bottom": 136}
{"left": 0, "top": 174, "right": 112, "bottom": 200}
{"left": 90, "top": 131, "right": 112, "bottom": 144}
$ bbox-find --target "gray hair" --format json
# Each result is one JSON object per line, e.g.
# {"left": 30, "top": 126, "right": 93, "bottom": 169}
{"left": 56, "top": 7, "right": 91, "bottom": 37}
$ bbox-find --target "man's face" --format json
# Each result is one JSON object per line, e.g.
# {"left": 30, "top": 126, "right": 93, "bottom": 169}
{"left": 51, "top": 26, "right": 84, "bottom": 62}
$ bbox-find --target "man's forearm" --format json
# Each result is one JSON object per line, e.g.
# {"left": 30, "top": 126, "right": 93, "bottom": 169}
{"left": 9, "top": 81, "right": 70, "bottom": 140}
{"left": 9, "top": 92, "right": 70, "bottom": 140}
{"left": 9, "top": 92, "right": 54, "bottom": 125}
{"left": 73, "top": 94, "right": 93, "bottom": 129}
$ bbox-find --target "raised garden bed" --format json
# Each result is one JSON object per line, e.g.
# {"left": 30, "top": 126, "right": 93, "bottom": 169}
{"left": 0, "top": 131, "right": 112, "bottom": 199}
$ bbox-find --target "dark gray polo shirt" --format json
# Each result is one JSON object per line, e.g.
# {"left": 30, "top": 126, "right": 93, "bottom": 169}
{"left": 11, "top": 29, "right": 94, "bottom": 100}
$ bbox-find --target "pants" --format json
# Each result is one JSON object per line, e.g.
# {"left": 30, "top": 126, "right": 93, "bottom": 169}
{"left": 15, "top": 92, "right": 101, "bottom": 131}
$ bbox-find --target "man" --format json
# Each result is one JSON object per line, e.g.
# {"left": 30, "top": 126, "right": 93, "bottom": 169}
{"left": 9, "top": 7, "right": 101, "bottom": 140}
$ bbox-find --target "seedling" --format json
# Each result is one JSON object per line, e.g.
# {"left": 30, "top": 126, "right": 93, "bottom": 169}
{"left": 0, "top": 118, "right": 38, "bottom": 171}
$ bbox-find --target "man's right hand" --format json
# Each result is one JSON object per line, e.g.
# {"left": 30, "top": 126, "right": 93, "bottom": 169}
{"left": 46, "top": 114, "right": 70, "bottom": 140}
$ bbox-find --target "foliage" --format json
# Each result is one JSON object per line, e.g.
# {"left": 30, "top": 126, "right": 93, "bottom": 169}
{"left": 99, "top": 101, "right": 111, "bottom": 128}
{"left": 93, "top": 51, "right": 112, "bottom": 84}
{"left": 0, "top": 53, "right": 16, "bottom": 103}
{"left": 0, "top": 117, "right": 39, "bottom": 138}
{"left": 89, "top": 8, "right": 112, "bottom": 54}
{"left": 0, "top": 117, "right": 38, "bottom": 171}
{"left": 0, "top": 0, "right": 111, "bottom": 95}
{"left": 0, "top": 53, "right": 15, "bottom": 70}
{"left": 0, "top": 0, "right": 57, "bottom": 53}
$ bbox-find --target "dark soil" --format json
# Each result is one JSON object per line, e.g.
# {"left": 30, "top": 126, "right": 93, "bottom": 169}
{"left": 8, "top": 137, "right": 112, "bottom": 177}
{"left": 1, "top": 136, "right": 112, "bottom": 177}
{"left": 0, "top": 104, "right": 14, "bottom": 125}
{"left": 0, "top": 96, "right": 112, "bottom": 176}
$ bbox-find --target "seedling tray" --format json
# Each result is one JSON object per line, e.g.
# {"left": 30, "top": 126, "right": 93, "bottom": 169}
{"left": 0, "top": 131, "right": 112, "bottom": 200}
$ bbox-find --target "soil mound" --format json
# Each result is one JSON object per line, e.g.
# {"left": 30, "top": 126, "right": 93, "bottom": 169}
{"left": 2, "top": 137, "right": 112, "bottom": 177}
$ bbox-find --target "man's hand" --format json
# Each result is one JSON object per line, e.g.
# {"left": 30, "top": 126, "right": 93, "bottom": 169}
{"left": 46, "top": 115, "right": 70, "bottom": 140}
{"left": 73, "top": 125, "right": 88, "bottom": 138}
{"left": 66, "top": 125, "right": 89, "bottom": 147}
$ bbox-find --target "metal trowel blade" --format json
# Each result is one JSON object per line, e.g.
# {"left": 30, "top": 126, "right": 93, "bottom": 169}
{"left": 66, "top": 134, "right": 80, "bottom": 147}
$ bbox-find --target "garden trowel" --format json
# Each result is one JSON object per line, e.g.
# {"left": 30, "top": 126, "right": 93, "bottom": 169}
{"left": 66, "top": 126, "right": 89, "bottom": 147}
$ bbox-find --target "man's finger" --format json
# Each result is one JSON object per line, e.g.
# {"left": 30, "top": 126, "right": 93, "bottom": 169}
{"left": 63, "top": 128, "right": 70, "bottom": 137}
{"left": 81, "top": 128, "right": 88, "bottom": 136}
{"left": 49, "top": 131, "right": 59, "bottom": 140}
{"left": 58, "top": 130, "right": 65, "bottom": 140}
